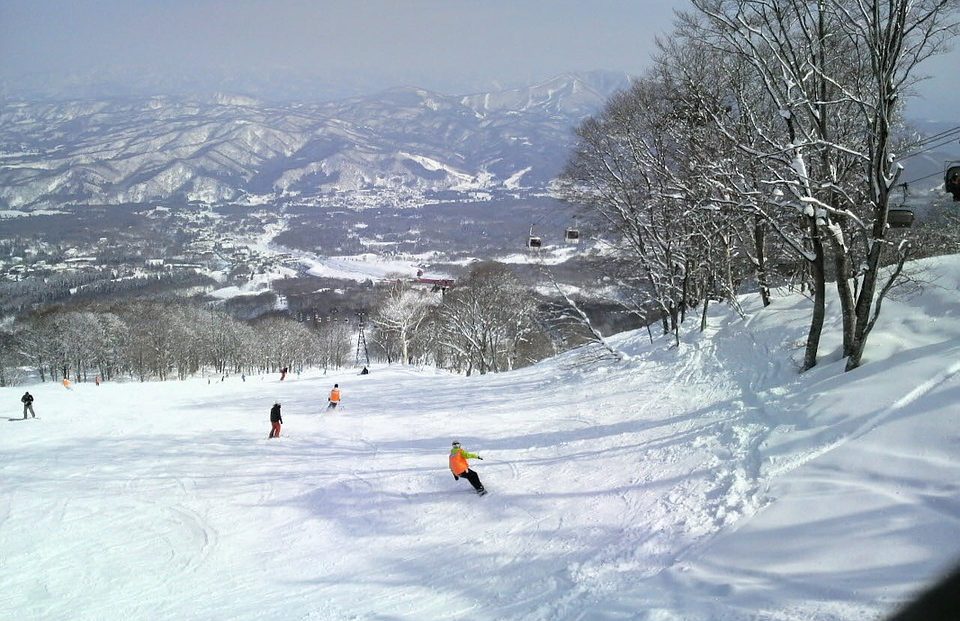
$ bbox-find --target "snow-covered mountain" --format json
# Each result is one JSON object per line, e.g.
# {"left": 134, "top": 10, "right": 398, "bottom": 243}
{"left": 2, "top": 254, "right": 959, "bottom": 620}
{"left": 0, "top": 71, "right": 631, "bottom": 209}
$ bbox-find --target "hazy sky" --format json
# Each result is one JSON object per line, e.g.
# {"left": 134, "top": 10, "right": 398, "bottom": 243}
{"left": 0, "top": 1, "right": 676, "bottom": 94}
{"left": 1, "top": 0, "right": 957, "bottom": 118}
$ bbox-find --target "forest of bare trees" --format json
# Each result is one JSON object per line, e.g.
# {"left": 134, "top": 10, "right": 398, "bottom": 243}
{"left": 0, "top": 260, "right": 562, "bottom": 385}
{"left": 0, "top": 302, "right": 352, "bottom": 386}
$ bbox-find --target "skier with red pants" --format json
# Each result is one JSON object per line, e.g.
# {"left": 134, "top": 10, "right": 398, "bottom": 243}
{"left": 269, "top": 402, "right": 282, "bottom": 438}
{"left": 449, "top": 441, "right": 486, "bottom": 495}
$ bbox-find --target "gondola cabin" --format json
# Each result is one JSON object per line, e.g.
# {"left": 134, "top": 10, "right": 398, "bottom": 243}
{"left": 527, "top": 236, "right": 543, "bottom": 249}
{"left": 946, "top": 164, "right": 960, "bottom": 201}
{"left": 564, "top": 228, "right": 580, "bottom": 244}
{"left": 888, "top": 208, "right": 914, "bottom": 228}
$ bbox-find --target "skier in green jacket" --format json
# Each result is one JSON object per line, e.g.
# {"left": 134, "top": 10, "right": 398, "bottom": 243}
{"left": 449, "top": 441, "right": 486, "bottom": 495}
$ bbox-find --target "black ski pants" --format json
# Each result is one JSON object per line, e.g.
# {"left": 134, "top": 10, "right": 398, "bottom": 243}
{"left": 460, "top": 468, "right": 484, "bottom": 492}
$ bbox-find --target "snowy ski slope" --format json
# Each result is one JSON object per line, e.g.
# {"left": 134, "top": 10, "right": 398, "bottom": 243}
{"left": 2, "top": 255, "right": 960, "bottom": 620}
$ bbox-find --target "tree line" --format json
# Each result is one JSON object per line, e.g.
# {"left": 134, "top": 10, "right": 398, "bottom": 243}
{"left": 0, "top": 301, "right": 352, "bottom": 386}
{"left": 0, "top": 269, "right": 215, "bottom": 314}
{"left": 0, "top": 261, "right": 572, "bottom": 385}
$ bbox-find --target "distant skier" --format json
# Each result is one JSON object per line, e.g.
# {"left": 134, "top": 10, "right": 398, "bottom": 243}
{"left": 360, "top": 366, "right": 369, "bottom": 375}
{"left": 280, "top": 367, "right": 288, "bottom": 381}
{"left": 327, "top": 384, "right": 341, "bottom": 410}
{"left": 95, "top": 375, "right": 101, "bottom": 386}
{"left": 21, "top": 392, "right": 36, "bottom": 419}
{"left": 62, "top": 378, "right": 73, "bottom": 390}
{"left": 449, "top": 441, "right": 486, "bottom": 495}
{"left": 268, "top": 402, "right": 283, "bottom": 438}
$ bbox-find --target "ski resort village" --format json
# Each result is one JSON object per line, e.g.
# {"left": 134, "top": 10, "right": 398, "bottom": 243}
{"left": 2, "top": 1, "right": 960, "bottom": 620}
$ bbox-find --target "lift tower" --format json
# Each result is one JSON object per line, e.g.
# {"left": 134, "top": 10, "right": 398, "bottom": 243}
{"left": 355, "top": 311, "right": 370, "bottom": 367}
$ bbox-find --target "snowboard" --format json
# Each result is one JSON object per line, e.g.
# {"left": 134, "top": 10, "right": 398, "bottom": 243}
{"left": 9, "top": 417, "right": 39, "bottom": 421}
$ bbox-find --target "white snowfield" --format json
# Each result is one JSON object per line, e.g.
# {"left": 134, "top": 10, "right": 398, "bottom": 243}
{"left": 2, "top": 256, "right": 960, "bottom": 621}
{"left": 302, "top": 254, "right": 424, "bottom": 282}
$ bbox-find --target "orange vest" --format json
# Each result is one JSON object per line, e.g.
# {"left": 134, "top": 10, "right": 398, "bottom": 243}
{"left": 329, "top": 388, "right": 341, "bottom": 402}
{"left": 449, "top": 449, "right": 469, "bottom": 475}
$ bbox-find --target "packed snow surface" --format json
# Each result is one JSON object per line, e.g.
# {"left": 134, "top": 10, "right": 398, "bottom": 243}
{"left": 302, "top": 253, "right": 422, "bottom": 281}
{"left": 2, "top": 256, "right": 960, "bottom": 620}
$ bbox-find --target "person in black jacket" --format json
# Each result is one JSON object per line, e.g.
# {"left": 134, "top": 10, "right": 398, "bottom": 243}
{"left": 21, "top": 392, "right": 35, "bottom": 419}
{"left": 268, "top": 402, "right": 282, "bottom": 438}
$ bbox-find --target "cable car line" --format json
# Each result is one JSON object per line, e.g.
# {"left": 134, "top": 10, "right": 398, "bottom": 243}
{"left": 898, "top": 134, "right": 960, "bottom": 161}
{"left": 897, "top": 168, "right": 949, "bottom": 187}
{"left": 911, "top": 125, "right": 960, "bottom": 147}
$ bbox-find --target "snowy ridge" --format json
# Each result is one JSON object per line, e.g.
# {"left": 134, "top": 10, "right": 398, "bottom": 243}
{"left": 0, "top": 72, "right": 629, "bottom": 209}
{"left": 1, "top": 255, "right": 959, "bottom": 620}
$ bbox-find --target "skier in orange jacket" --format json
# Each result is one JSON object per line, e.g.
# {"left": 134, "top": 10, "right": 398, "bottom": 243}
{"left": 327, "top": 384, "right": 341, "bottom": 410}
{"left": 449, "top": 441, "right": 486, "bottom": 495}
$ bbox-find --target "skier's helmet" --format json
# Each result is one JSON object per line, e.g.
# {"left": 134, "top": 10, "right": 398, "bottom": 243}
{"left": 452, "top": 441, "right": 460, "bottom": 448}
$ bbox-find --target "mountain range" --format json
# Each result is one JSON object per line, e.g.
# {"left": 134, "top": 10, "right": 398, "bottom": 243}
{"left": 0, "top": 71, "right": 632, "bottom": 210}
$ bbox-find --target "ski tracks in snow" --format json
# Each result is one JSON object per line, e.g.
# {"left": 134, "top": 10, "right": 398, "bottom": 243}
{"left": 765, "top": 355, "right": 960, "bottom": 481}
{"left": 640, "top": 330, "right": 777, "bottom": 571}
{"left": 505, "top": 340, "right": 776, "bottom": 618}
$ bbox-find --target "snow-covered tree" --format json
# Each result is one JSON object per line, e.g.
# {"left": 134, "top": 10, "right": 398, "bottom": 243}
{"left": 0, "top": 330, "right": 20, "bottom": 386}
{"left": 372, "top": 280, "right": 433, "bottom": 365}
{"left": 560, "top": 74, "right": 759, "bottom": 342}
{"left": 15, "top": 312, "right": 56, "bottom": 382}
{"left": 436, "top": 263, "right": 541, "bottom": 375}
{"left": 84, "top": 312, "right": 125, "bottom": 381}
{"left": 687, "top": 0, "right": 959, "bottom": 370}
{"left": 315, "top": 318, "right": 352, "bottom": 371}
{"left": 564, "top": 0, "right": 957, "bottom": 370}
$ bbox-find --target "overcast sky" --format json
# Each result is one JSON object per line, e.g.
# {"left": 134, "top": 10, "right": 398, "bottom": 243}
{"left": 1, "top": 0, "right": 957, "bottom": 118}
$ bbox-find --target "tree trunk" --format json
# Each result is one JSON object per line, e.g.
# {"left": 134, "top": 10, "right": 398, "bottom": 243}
{"left": 803, "top": 221, "right": 827, "bottom": 372}
{"left": 847, "top": 61, "right": 897, "bottom": 371}
{"left": 829, "top": 235, "right": 856, "bottom": 357}
{"left": 846, "top": 236, "right": 884, "bottom": 371}
{"left": 753, "top": 216, "right": 771, "bottom": 307}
